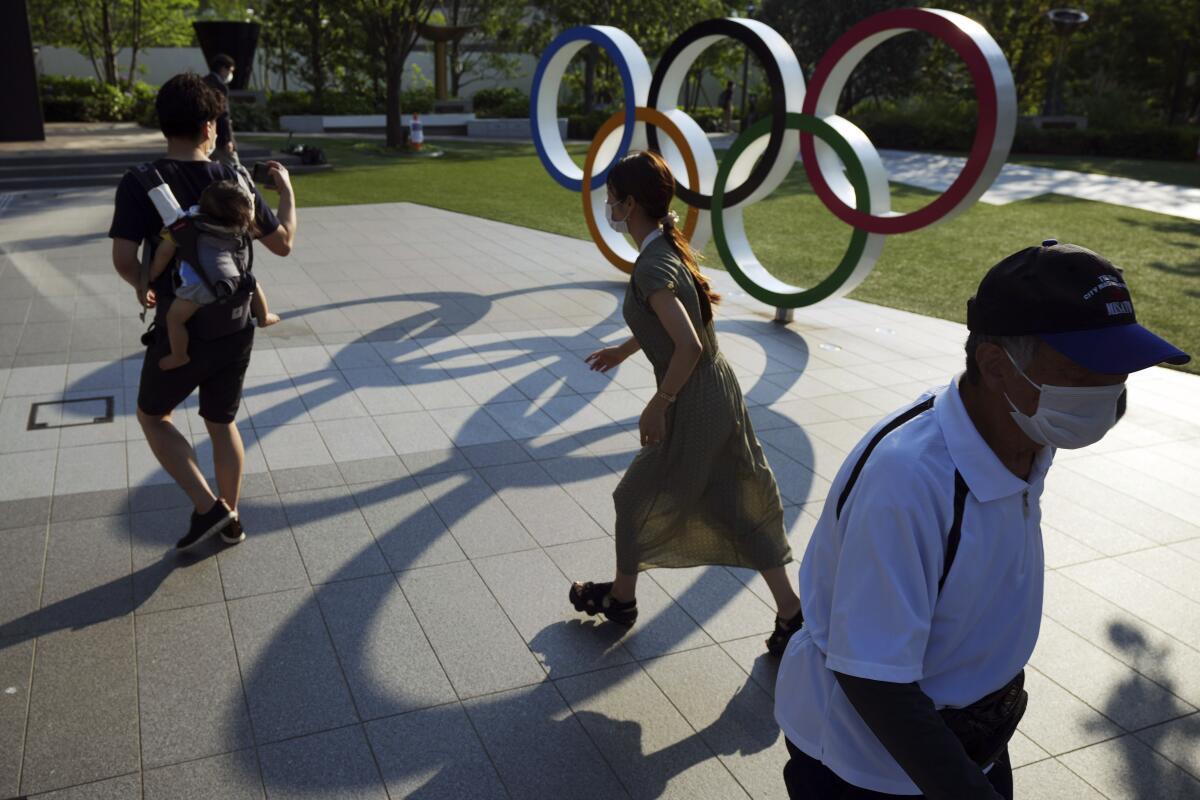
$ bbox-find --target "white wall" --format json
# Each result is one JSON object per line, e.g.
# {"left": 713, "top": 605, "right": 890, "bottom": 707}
{"left": 35, "top": 44, "right": 540, "bottom": 97}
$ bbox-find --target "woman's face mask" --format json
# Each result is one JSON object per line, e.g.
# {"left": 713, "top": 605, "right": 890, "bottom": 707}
{"left": 1004, "top": 350, "right": 1126, "bottom": 450}
{"left": 605, "top": 197, "right": 631, "bottom": 235}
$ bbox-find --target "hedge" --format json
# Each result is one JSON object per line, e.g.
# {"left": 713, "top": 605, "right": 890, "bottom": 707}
{"left": 473, "top": 87, "right": 529, "bottom": 119}
{"left": 852, "top": 108, "right": 1198, "bottom": 162}
{"left": 40, "top": 75, "right": 156, "bottom": 124}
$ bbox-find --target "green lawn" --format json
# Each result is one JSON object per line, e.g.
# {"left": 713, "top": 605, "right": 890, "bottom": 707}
{"left": 247, "top": 136, "right": 1199, "bottom": 374}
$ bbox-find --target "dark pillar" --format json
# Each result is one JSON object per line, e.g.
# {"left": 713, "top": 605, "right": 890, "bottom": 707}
{"left": 0, "top": 0, "right": 46, "bottom": 142}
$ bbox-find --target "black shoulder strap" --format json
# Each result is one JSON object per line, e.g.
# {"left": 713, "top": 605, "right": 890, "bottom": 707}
{"left": 938, "top": 471, "right": 969, "bottom": 595}
{"left": 836, "top": 397, "right": 935, "bottom": 519}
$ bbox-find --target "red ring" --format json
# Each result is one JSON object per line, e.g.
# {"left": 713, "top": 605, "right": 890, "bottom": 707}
{"left": 800, "top": 9, "right": 999, "bottom": 235}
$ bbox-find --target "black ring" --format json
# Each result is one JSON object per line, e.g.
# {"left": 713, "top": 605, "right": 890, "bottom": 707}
{"left": 646, "top": 19, "right": 790, "bottom": 210}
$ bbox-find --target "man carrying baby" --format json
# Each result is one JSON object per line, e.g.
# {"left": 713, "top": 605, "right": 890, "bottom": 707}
{"left": 110, "top": 72, "right": 298, "bottom": 550}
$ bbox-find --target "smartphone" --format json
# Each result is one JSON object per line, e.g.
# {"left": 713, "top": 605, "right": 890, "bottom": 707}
{"left": 251, "top": 161, "right": 276, "bottom": 189}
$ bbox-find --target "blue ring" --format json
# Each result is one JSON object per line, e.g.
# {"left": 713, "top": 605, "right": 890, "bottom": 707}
{"left": 530, "top": 26, "right": 638, "bottom": 191}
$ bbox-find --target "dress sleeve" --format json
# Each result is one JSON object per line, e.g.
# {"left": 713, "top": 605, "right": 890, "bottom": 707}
{"left": 632, "top": 254, "right": 679, "bottom": 303}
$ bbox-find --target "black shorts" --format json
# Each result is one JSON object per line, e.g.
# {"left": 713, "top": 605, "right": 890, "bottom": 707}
{"left": 137, "top": 323, "right": 254, "bottom": 424}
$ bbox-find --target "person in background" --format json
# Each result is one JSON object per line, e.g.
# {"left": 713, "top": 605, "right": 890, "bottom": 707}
{"left": 204, "top": 53, "right": 239, "bottom": 170}
{"left": 719, "top": 80, "right": 735, "bottom": 132}
{"left": 774, "top": 241, "right": 1190, "bottom": 799}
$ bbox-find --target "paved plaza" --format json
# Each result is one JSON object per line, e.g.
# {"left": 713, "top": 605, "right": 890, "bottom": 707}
{"left": 0, "top": 189, "right": 1198, "bottom": 799}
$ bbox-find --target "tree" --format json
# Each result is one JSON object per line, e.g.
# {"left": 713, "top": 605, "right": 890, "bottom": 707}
{"left": 524, "top": 0, "right": 739, "bottom": 112}
{"left": 30, "top": 0, "right": 194, "bottom": 86}
{"left": 346, "top": 0, "right": 438, "bottom": 147}
{"left": 441, "top": 0, "right": 525, "bottom": 98}
{"left": 758, "top": 0, "right": 927, "bottom": 114}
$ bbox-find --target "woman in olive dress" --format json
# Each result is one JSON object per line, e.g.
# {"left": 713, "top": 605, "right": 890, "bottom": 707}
{"left": 569, "top": 151, "right": 802, "bottom": 656}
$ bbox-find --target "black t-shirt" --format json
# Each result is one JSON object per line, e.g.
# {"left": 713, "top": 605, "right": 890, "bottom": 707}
{"left": 109, "top": 158, "right": 280, "bottom": 321}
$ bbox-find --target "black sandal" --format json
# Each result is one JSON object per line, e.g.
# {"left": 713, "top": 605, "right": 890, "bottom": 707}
{"left": 766, "top": 608, "right": 804, "bottom": 657}
{"left": 569, "top": 581, "right": 638, "bottom": 627}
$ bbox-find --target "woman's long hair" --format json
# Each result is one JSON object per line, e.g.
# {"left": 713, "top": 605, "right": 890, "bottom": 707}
{"left": 607, "top": 151, "right": 720, "bottom": 322}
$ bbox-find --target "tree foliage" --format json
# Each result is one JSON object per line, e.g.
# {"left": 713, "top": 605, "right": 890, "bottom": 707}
{"left": 30, "top": 0, "right": 195, "bottom": 86}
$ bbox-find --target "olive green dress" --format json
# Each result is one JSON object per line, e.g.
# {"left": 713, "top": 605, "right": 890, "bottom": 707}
{"left": 613, "top": 234, "right": 792, "bottom": 575}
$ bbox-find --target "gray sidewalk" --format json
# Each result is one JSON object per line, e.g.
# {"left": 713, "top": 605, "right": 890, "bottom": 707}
{"left": 0, "top": 192, "right": 1198, "bottom": 799}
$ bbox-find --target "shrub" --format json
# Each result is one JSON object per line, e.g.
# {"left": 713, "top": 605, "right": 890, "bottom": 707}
{"left": 231, "top": 102, "right": 276, "bottom": 132}
{"left": 39, "top": 75, "right": 158, "bottom": 123}
{"left": 686, "top": 106, "right": 725, "bottom": 133}
{"left": 399, "top": 85, "right": 435, "bottom": 115}
{"left": 566, "top": 109, "right": 615, "bottom": 140}
{"left": 846, "top": 100, "right": 1198, "bottom": 162}
{"left": 473, "top": 87, "right": 529, "bottom": 118}
{"left": 266, "top": 90, "right": 314, "bottom": 117}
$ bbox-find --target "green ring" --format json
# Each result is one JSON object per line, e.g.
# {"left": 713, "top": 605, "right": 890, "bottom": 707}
{"left": 712, "top": 112, "right": 873, "bottom": 309}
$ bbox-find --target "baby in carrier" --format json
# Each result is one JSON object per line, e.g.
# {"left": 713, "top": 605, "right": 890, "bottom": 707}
{"left": 149, "top": 179, "right": 280, "bottom": 370}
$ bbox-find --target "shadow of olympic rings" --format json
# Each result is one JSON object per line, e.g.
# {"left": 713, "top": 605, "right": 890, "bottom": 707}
{"left": 56, "top": 278, "right": 818, "bottom": 794}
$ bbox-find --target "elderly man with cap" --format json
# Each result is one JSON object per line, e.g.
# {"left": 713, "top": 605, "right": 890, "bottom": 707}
{"left": 774, "top": 240, "right": 1189, "bottom": 799}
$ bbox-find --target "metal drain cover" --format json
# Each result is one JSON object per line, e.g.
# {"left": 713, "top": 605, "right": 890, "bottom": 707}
{"left": 27, "top": 396, "right": 115, "bottom": 430}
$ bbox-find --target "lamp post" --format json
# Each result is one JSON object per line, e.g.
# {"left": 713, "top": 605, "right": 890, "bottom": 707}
{"left": 1042, "top": 8, "right": 1089, "bottom": 116}
{"left": 739, "top": 3, "right": 757, "bottom": 121}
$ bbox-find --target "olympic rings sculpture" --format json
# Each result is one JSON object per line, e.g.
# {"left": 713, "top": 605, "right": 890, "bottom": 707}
{"left": 529, "top": 9, "right": 1017, "bottom": 309}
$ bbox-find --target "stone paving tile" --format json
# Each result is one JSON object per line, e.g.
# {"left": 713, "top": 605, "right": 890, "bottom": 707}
{"left": 557, "top": 663, "right": 748, "bottom": 799}
{"left": 20, "top": 616, "right": 139, "bottom": 796}
{"left": 1018, "top": 667, "right": 1123, "bottom": 756}
{"left": 216, "top": 494, "right": 309, "bottom": 601}
{"left": 0, "top": 525, "right": 47, "bottom": 641}
{"left": 641, "top": 645, "right": 788, "bottom": 799}
{"left": 465, "top": 681, "right": 629, "bottom": 799}
{"left": 1136, "top": 714, "right": 1200, "bottom": 783}
{"left": 226, "top": 587, "right": 359, "bottom": 744}
{"left": 37, "top": 515, "right": 132, "bottom": 635}
{"left": 258, "top": 725, "right": 389, "bottom": 800}
{"left": 143, "top": 749, "right": 264, "bottom": 800}
{"left": 0, "top": 448, "right": 58, "bottom": 502}
{"left": 474, "top": 548, "right": 633, "bottom": 679}
{"left": 135, "top": 602, "right": 254, "bottom": 767}
{"left": 0, "top": 640, "right": 34, "bottom": 798}
{"left": 373, "top": 409, "right": 455, "bottom": 455}
{"left": 648, "top": 566, "right": 776, "bottom": 645}
{"left": 315, "top": 574, "right": 456, "bottom": 720}
{"left": 1057, "top": 735, "right": 1200, "bottom": 799}
{"left": 0, "top": 494, "right": 51, "bottom": 531}
{"left": 415, "top": 469, "right": 537, "bottom": 559}
{"left": 268, "top": 462, "right": 345, "bottom": 495}
{"left": 279, "top": 486, "right": 390, "bottom": 585}
{"left": 1030, "top": 617, "right": 1196, "bottom": 731}
{"left": 479, "top": 460, "right": 608, "bottom": 547}
{"left": 1059, "top": 559, "right": 1200, "bottom": 651}
{"left": 129, "top": 508, "right": 224, "bottom": 615}
{"left": 365, "top": 704, "right": 508, "bottom": 799}
{"left": 397, "top": 561, "right": 545, "bottom": 698}
{"left": 351, "top": 478, "right": 466, "bottom": 571}
{"left": 29, "top": 773, "right": 143, "bottom": 800}
{"left": 1012, "top": 757, "right": 1108, "bottom": 798}
{"left": 1042, "top": 572, "right": 1200, "bottom": 709}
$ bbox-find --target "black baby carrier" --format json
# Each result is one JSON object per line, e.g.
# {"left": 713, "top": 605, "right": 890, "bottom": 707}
{"left": 131, "top": 162, "right": 256, "bottom": 342}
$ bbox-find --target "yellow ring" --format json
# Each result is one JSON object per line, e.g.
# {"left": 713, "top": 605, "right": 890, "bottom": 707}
{"left": 582, "top": 107, "right": 702, "bottom": 274}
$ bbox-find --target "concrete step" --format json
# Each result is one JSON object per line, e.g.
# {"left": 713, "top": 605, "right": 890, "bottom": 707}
{"left": 0, "top": 146, "right": 274, "bottom": 169}
{"left": 0, "top": 159, "right": 331, "bottom": 193}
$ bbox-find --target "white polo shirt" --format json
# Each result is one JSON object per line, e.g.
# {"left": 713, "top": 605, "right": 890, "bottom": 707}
{"left": 775, "top": 378, "right": 1052, "bottom": 795}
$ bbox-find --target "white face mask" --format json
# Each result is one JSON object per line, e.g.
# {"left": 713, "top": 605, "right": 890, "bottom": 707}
{"left": 605, "top": 200, "right": 630, "bottom": 235}
{"left": 1004, "top": 350, "right": 1126, "bottom": 449}
{"left": 223, "top": 71, "right": 234, "bottom": 85}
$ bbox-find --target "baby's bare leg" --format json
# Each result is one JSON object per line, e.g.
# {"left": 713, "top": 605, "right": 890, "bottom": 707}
{"left": 251, "top": 283, "right": 280, "bottom": 327}
{"left": 160, "top": 298, "right": 199, "bottom": 370}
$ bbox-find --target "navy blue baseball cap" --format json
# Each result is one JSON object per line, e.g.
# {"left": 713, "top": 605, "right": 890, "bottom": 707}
{"left": 967, "top": 240, "right": 1190, "bottom": 374}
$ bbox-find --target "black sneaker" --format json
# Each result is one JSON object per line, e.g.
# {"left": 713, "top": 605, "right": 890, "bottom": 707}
{"left": 220, "top": 515, "right": 246, "bottom": 546}
{"left": 176, "top": 500, "right": 233, "bottom": 551}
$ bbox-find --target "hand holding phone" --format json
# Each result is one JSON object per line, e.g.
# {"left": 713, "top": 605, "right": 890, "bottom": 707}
{"left": 251, "top": 161, "right": 276, "bottom": 190}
